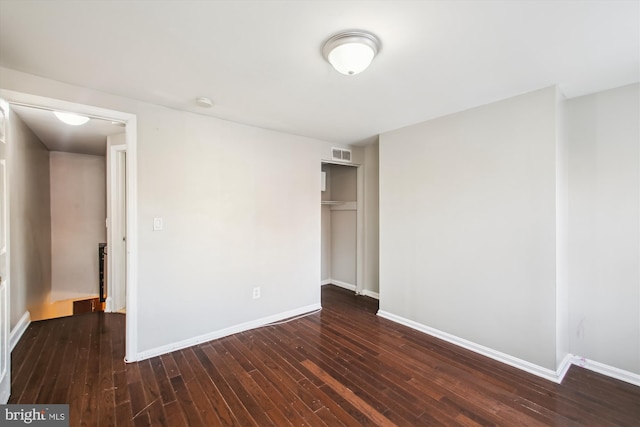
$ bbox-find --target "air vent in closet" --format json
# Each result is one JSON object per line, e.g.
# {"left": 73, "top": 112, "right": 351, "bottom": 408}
{"left": 331, "top": 147, "right": 352, "bottom": 163}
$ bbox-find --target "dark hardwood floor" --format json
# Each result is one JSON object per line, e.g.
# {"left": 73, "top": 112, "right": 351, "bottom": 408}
{"left": 9, "top": 285, "right": 640, "bottom": 426}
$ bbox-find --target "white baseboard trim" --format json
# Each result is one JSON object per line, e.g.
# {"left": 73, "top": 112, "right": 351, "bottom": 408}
{"left": 134, "top": 303, "right": 322, "bottom": 362}
{"left": 327, "top": 280, "right": 356, "bottom": 292}
{"left": 361, "top": 290, "right": 379, "bottom": 300}
{"left": 10, "top": 311, "right": 31, "bottom": 351}
{"left": 105, "top": 296, "right": 113, "bottom": 313}
{"left": 571, "top": 355, "right": 640, "bottom": 387}
{"left": 377, "top": 310, "right": 566, "bottom": 383}
{"left": 556, "top": 353, "right": 574, "bottom": 383}
{"left": 321, "top": 281, "right": 379, "bottom": 299}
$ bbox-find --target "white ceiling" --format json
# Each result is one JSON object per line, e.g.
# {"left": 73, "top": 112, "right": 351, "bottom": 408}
{"left": 11, "top": 105, "right": 125, "bottom": 156}
{"left": 0, "top": 0, "right": 638, "bottom": 146}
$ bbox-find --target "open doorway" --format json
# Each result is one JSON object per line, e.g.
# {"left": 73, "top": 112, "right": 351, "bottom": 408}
{"left": 321, "top": 161, "right": 364, "bottom": 294}
{"left": 2, "top": 89, "right": 138, "bottom": 363}
{"left": 10, "top": 103, "right": 123, "bottom": 319}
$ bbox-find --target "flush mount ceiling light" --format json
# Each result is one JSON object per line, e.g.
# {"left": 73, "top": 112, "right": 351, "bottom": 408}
{"left": 53, "top": 111, "right": 90, "bottom": 126}
{"left": 322, "top": 31, "right": 381, "bottom": 76}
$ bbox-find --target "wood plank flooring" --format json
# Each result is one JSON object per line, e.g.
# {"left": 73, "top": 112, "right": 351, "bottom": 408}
{"left": 9, "top": 285, "right": 640, "bottom": 426}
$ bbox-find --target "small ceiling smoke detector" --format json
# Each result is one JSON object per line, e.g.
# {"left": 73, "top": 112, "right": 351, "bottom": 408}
{"left": 322, "top": 31, "right": 381, "bottom": 76}
{"left": 53, "top": 111, "right": 90, "bottom": 126}
{"left": 195, "top": 97, "right": 213, "bottom": 108}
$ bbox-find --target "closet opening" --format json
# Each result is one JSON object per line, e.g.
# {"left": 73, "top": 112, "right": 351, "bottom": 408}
{"left": 320, "top": 161, "right": 363, "bottom": 294}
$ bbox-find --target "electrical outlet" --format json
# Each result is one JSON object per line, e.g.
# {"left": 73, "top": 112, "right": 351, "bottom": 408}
{"left": 252, "top": 287, "right": 261, "bottom": 299}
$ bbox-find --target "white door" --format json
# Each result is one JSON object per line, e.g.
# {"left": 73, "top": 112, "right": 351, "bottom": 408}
{"left": 0, "top": 99, "right": 11, "bottom": 403}
{"left": 115, "top": 150, "right": 127, "bottom": 312}
{"left": 107, "top": 140, "right": 127, "bottom": 313}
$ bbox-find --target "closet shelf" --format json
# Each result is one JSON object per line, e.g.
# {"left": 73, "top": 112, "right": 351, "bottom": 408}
{"left": 322, "top": 200, "right": 357, "bottom": 211}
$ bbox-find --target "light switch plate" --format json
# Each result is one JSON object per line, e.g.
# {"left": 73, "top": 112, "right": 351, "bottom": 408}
{"left": 153, "top": 217, "right": 163, "bottom": 231}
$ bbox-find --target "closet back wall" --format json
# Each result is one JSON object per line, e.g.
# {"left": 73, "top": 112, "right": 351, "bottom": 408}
{"left": 321, "top": 163, "right": 357, "bottom": 288}
{"left": 50, "top": 151, "right": 106, "bottom": 302}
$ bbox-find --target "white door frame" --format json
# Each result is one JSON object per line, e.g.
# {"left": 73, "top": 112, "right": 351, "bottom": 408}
{"left": 107, "top": 142, "right": 127, "bottom": 313}
{"left": 0, "top": 98, "right": 11, "bottom": 404}
{"left": 356, "top": 164, "right": 364, "bottom": 295}
{"left": 321, "top": 161, "right": 365, "bottom": 295}
{"left": 0, "top": 89, "right": 139, "bottom": 363}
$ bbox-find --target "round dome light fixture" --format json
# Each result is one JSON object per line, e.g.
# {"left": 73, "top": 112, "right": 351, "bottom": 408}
{"left": 53, "top": 111, "right": 90, "bottom": 126}
{"left": 322, "top": 31, "right": 381, "bottom": 76}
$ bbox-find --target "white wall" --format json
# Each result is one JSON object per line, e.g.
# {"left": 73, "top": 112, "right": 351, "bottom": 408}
{"left": 331, "top": 209, "right": 357, "bottom": 285}
{"left": 8, "top": 111, "right": 51, "bottom": 328}
{"left": 0, "top": 67, "right": 363, "bottom": 356}
{"left": 330, "top": 164, "right": 357, "bottom": 201}
{"left": 136, "top": 107, "right": 332, "bottom": 351}
{"left": 321, "top": 204, "right": 331, "bottom": 282}
{"left": 364, "top": 141, "right": 379, "bottom": 295}
{"left": 0, "top": 68, "right": 355, "bottom": 363}
{"left": 49, "top": 151, "right": 106, "bottom": 301}
{"left": 566, "top": 83, "right": 639, "bottom": 374}
{"left": 329, "top": 165, "right": 357, "bottom": 286}
{"left": 555, "top": 89, "right": 569, "bottom": 368}
{"left": 380, "top": 86, "right": 560, "bottom": 370}
{"left": 321, "top": 164, "right": 332, "bottom": 282}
